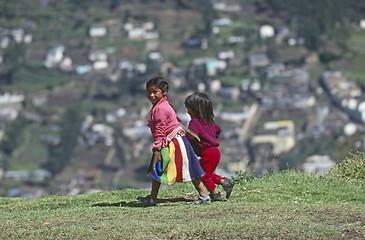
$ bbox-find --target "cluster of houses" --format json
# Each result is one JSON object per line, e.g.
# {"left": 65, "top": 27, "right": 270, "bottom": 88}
{"left": 44, "top": 20, "right": 160, "bottom": 76}
{"left": 0, "top": 91, "right": 53, "bottom": 197}
{"left": 80, "top": 115, "right": 115, "bottom": 147}
{"left": 0, "top": 22, "right": 36, "bottom": 64}
{"left": 0, "top": 92, "right": 25, "bottom": 121}
{"left": 212, "top": 0, "right": 242, "bottom": 12}
{"left": 4, "top": 1, "right": 365, "bottom": 197}
{"left": 89, "top": 21, "right": 159, "bottom": 40}
{"left": 320, "top": 71, "right": 365, "bottom": 124}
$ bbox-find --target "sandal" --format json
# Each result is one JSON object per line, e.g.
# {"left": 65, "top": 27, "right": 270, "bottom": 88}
{"left": 137, "top": 195, "right": 157, "bottom": 207}
{"left": 222, "top": 178, "right": 235, "bottom": 199}
{"left": 191, "top": 195, "right": 211, "bottom": 205}
{"left": 209, "top": 192, "right": 222, "bottom": 201}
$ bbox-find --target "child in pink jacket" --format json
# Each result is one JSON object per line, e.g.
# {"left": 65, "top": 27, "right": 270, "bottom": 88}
{"left": 137, "top": 77, "right": 210, "bottom": 206}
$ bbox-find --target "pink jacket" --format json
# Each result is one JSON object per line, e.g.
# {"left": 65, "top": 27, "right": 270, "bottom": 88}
{"left": 147, "top": 96, "right": 184, "bottom": 151}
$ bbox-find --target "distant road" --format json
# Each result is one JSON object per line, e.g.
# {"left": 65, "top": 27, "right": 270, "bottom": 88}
{"left": 239, "top": 102, "right": 260, "bottom": 143}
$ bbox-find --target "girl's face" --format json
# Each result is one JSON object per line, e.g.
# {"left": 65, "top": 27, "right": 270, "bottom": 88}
{"left": 147, "top": 85, "right": 166, "bottom": 105}
{"left": 187, "top": 107, "right": 199, "bottom": 119}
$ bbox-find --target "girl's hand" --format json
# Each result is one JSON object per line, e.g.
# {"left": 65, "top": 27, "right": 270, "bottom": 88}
{"left": 147, "top": 150, "right": 161, "bottom": 176}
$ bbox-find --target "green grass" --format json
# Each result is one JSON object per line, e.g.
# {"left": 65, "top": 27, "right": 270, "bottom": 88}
{"left": 1, "top": 170, "right": 364, "bottom": 239}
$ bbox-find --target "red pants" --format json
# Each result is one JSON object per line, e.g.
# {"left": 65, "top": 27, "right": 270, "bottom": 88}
{"left": 199, "top": 147, "right": 223, "bottom": 192}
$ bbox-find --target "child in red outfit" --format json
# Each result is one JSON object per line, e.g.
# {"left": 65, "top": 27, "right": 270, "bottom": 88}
{"left": 185, "top": 92, "right": 235, "bottom": 201}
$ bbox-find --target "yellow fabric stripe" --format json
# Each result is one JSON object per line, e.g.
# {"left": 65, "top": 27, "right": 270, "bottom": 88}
{"left": 166, "top": 140, "right": 177, "bottom": 185}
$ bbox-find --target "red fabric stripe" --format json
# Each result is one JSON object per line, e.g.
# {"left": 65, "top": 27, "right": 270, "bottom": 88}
{"left": 173, "top": 138, "right": 183, "bottom": 182}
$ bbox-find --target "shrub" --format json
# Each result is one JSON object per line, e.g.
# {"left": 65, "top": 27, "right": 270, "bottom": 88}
{"left": 328, "top": 151, "right": 365, "bottom": 182}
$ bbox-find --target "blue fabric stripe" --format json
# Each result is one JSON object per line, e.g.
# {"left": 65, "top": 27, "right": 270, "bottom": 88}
{"left": 151, "top": 160, "right": 162, "bottom": 182}
{"left": 181, "top": 136, "right": 205, "bottom": 180}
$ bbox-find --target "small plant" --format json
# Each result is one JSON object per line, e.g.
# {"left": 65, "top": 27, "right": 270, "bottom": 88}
{"left": 263, "top": 167, "right": 275, "bottom": 177}
{"left": 232, "top": 170, "right": 256, "bottom": 183}
{"left": 232, "top": 159, "right": 256, "bottom": 183}
{"left": 328, "top": 151, "right": 365, "bottom": 182}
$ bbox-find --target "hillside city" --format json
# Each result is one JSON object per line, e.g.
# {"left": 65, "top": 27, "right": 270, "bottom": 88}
{"left": 1, "top": 0, "right": 365, "bottom": 198}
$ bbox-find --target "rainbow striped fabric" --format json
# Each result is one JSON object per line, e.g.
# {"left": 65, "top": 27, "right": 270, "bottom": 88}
{"left": 151, "top": 136, "right": 205, "bottom": 185}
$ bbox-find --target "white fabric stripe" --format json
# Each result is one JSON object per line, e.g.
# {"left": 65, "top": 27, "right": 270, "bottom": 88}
{"left": 177, "top": 136, "right": 191, "bottom": 182}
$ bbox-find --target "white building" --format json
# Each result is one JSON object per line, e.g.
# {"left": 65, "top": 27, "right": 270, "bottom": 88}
{"left": 0, "top": 92, "right": 25, "bottom": 105}
{"left": 128, "top": 27, "right": 145, "bottom": 39}
{"left": 11, "top": 28, "right": 24, "bottom": 43}
{"left": 212, "top": 18, "right": 232, "bottom": 26}
{"left": 44, "top": 45, "right": 65, "bottom": 68}
{"left": 249, "top": 54, "right": 269, "bottom": 68}
{"left": 259, "top": 25, "right": 275, "bottom": 39}
{"left": 360, "top": 19, "right": 365, "bottom": 29}
{"left": 93, "top": 60, "right": 108, "bottom": 70}
{"left": 144, "top": 31, "right": 159, "bottom": 40}
{"left": 148, "top": 51, "right": 163, "bottom": 61}
{"left": 23, "top": 34, "right": 33, "bottom": 44}
{"left": 344, "top": 123, "right": 357, "bottom": 136}
{"left": 217, "top": 50, "right": 234, "bottom": 61}
{"left": 89, "top": 25, "right": 107, "bottom": 38}
{"left": 59, "top": 57, "right": 73, "bottom": 71}
{"left": 1, "top": 36, "right": 10, "bottom": 48}
{"left": 88, "top": 50, "right": 107, "bottom": 62}
{"left": 0, "top": 108, "right": 19, "bottom": 121}
{"left": 192, "top": 57, "right": 226, "bottom": 76}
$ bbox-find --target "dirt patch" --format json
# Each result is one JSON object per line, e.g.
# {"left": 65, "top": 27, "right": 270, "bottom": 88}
{"left": 160, "top": 41, "right": 184, "bottom": 58}
{"left": 47, "top": 81, "right": 82, "bottom": 107}
{"left": 157, "top": 9, "right": 201, "bottom": 33}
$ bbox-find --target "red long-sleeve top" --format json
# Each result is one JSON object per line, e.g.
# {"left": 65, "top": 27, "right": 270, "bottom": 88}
{"left": 185, "top": 117, "right": 221, "bottom": 156}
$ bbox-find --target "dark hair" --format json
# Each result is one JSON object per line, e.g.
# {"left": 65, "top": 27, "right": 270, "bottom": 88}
{"left": 146, "top": 76, "right": 169, "bottom": 92}
{"left": 185, "top": 92, "right": 215, "bottom": 123}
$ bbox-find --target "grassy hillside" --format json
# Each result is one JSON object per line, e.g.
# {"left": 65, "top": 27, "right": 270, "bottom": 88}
{"left": 1, "top": 170, "right": 364, "bottom": 239}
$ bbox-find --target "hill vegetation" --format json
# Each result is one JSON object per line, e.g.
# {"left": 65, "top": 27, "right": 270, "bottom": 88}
{"left": 1, "top": 154, "right": 364, "bottom": 239}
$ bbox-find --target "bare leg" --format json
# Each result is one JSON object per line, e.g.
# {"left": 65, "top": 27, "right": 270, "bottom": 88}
{"left": 210, "top": 178, "right": 224, "bottom": 195}
{"left": 192, "top": 178, "right": 209, "bottom": 198}
{"left": 150, "top": 179, "right": 161, "bottom": 202}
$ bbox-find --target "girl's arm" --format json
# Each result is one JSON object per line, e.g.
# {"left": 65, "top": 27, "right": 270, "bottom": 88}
{"left": 151, "top": 107, "right": 168, "bottom": 151}
{"left": 186, "top": 120, "right": 200, "bottom": 144}
{"left": 215, "top": 124, "right": 222, "bottom": 139}
{"left": 147, "top": 150, "right": 161, "bottom": 176}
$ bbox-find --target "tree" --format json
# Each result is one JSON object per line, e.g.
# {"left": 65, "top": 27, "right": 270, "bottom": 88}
{"left": 176, "top": 0, "right": 217, "bottom": 34}
{"left": 1, "top": 37, "right": 26, "bottom": 84}
{"left": 186, "top": 63, "right": 208, "bottom": 90}
{"left": 44, "top": 105, "right": 83, "bottom": 175}
{"left": 0, "top": 116, "right": 29, "bottom": 157}
{"left": 264, "top": 0, "right": 353, "bottom": 51}
{"left": 298, "top": 19, "right": 321, "bottom": 51}
{"left": 113, "top": 125, "right": 127, "bottom": 167}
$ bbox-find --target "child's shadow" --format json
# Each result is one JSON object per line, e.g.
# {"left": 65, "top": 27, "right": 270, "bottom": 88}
{"left": 91, "top": 196, "right": 193, "bottom": 208}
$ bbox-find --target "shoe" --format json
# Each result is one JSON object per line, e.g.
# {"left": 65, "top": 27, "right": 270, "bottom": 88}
{"left": 222, "top": 178, "right": 235, "bottom": 199}
{"left": 191, "top": 195, "right": 211, "bottom": 205}
{"left": 209, "top": 192, "right": 222, "bottom": 201}
{"left": 137, "top": 195, "right": 157, "bottom": 207}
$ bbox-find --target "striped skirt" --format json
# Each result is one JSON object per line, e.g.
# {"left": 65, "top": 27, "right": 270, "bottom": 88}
{"left": 151, "top": 135, "right": 205, "bottom": 185}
